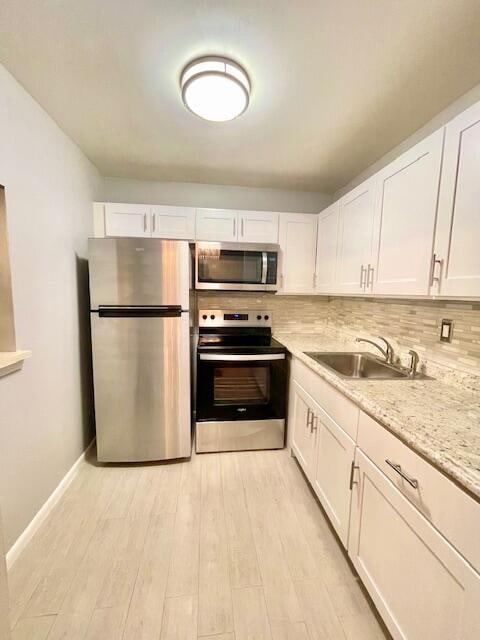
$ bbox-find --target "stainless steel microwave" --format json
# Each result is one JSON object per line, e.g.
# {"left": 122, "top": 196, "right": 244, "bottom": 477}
{"left": 195, "top": 242, "right": 279, "bottom": 291}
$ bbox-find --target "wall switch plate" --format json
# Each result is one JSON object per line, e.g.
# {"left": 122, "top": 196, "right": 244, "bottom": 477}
{"left": 440, "top": 319, "right": 454, "bottom": 343}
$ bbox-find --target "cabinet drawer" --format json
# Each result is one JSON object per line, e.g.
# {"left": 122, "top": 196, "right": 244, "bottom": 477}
{"left": 292, "top": 358, "right": 359, "bottom": 440}
{"left": 358, "top": 410, "right": 480, "bottom": 572}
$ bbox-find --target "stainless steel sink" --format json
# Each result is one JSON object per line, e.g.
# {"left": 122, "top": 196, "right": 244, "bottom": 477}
{"left": 304, "top": 352, "right": 424, "bottom": 380}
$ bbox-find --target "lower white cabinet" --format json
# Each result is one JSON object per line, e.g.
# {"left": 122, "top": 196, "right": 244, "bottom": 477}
{"left": 278, "top": 213, "right": 317, "bottom": 293}
{"left": 289, "top": 380, "right": 318, "bottom": 483}
{"left": 312, "top": 406, "right": 355, "bottom": 547}
{"left": 0, "top": 509, "right": 10, "bottom": 640}
{"left": 104, "top": 203, "right": 150, "bottom": 237}
{"left": 151, "top": 205, "right": 195, "bottom": 240}
{"left": 348, "top": 449, "right": 480, "bottom": 640}
{"left": 289, "top": 377, "right": 355, "bottom": 546}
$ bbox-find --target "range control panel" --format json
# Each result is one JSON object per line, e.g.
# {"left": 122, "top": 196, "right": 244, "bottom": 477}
{"left": 198, "top": 309, "right": 272, "bottom": 328}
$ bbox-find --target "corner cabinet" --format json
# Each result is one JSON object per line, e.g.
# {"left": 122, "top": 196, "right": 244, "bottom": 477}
{"left": 335, "top": 177, "right": 376, "bottom": 294}
{"left": 349, "top": 450, "right": 480, "bottom": 640}
{"left": 434, "top": 100, "right": 480, "bottom": 297}
{"left": 371, "top": 129, "right": 444, "bottom": 296}
{"left": 278, "top": 213, "right": 317, "bottom": 294}
{"left": 314, "top": 202, "right": 339, "bottom": 294}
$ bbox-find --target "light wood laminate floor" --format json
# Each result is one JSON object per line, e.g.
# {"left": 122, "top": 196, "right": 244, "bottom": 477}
{"left": 8, "top": 448, "right": 390, "bottom": 640}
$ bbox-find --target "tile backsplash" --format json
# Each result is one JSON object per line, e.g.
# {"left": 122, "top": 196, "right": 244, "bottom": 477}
{"left": 197, "top": 292, "right": 480, "bottom": 375}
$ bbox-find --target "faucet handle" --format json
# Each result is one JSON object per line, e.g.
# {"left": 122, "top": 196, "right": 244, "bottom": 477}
{"left": 408, "top": 350, "right": 419, "bottom": 377}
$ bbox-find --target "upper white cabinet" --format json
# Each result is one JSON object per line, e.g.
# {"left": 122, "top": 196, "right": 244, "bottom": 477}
{"left": 238, "top": 210, "right": 279, "bottom": 243}
{"left": 104, "top": 203, "right": 150, "bottom": 238}
{"left": 434, "top": 100, "right": 480, "bottom": 297}
{"left": 151, "top": 205, "right": 196, "bottom": 240}
{"left": 195, "top": 208, "right": 238, "bottom": 242}
{"left": 314, "top": 202, "right": 339, "bottom": 294}
{"left": 349, "top": 449, "right": 480, "bottom": 640}
{"left": 371, "top": 130, "right": 444, "bottom": 296}
{"left": 336, "top": 177, "right": 376, "bottom": 294}
{"left": 195, "top": 208, "right": 279, "bottom": 243}
{"left": 278, "top": 213, "right": 317, "bottom": 294}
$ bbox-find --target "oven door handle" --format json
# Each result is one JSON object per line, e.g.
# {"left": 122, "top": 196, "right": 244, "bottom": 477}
{"left": 261, "top": 251, "right": 268, "bottom": 284}
{"left": 199, "top": 353, "right": 285, "bottom": 362}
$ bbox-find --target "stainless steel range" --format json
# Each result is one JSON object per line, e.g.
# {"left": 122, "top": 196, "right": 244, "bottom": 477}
{"left": 195, "top": 309, "right": 287, "bottom": 453}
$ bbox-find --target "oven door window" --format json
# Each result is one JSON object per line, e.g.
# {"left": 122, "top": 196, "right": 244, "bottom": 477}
{"left": 214, "top": 366, "right": 269, "bottom": 405}
{"left": 198, "top": 249, "right": 263, "bottom": 284}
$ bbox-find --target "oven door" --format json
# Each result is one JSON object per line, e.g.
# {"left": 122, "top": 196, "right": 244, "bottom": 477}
{"left": 196, "top": 352, "right": 287, "bottom": 422}
{"left": 195, "top": 242, "right": 278, "bottom": 291}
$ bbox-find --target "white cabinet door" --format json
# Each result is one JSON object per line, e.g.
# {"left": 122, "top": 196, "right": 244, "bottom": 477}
{"left": 0, "top": 510, "right": 10, "bottom": 640}
{"left": 289, "top": 381, "right": 318, "bottom": 483}
{"left": 314, "top": 202, "right": 339, "bottom": 294}
{"left": 151, "top": 205, "right": 196, "bottom": 240}
{"left": 278, "top": 213, "right": 317, "bottom": 294}
{"left": 349, "top": 449, "right": 480, "bottom": 640}
{"left": 336, "top": 177, "right": 376, "bottom": 294}
{"left": 238, "top": 211, "right": 279, "bottom": 243}
{"left": 195, "top": 208, "right": 238, "bottom": 242}
{"left": 312, "top": 407, "right": 355, "bottom": 547}
{"left": 372, "top": 130, "right": 444, "bottom": 296}
{"left": 104, "top": 203, "right": 150, "bottom": 237}
{"left": 434, "top": 100, "right": 480, "bottom": 297}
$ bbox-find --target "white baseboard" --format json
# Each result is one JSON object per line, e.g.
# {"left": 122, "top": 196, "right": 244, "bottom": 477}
{"left": 6, "top": 438, "right": 96, "bottom": 570}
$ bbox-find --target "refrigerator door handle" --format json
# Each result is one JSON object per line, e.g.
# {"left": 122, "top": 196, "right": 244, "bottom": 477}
{"left": 98, "top": 305, "right": 182, "bottom": 318}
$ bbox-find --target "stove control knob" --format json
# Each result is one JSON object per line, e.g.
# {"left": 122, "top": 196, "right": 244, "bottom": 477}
{"left": 210, "top": 314, "right": 215, "bottom": 320}
{"left": 256, "top": 315, "right": 262, "bottom": 320}
{"left": 202, "top": 314, "right": 207, "bottom": 320}
{"left": 264, "top": 315, "right": 269, "bottom": 321}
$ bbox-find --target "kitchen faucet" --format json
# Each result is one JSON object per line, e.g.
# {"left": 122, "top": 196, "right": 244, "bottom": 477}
{"left": 355, "top": 336, "right": 395, "bottom": 364}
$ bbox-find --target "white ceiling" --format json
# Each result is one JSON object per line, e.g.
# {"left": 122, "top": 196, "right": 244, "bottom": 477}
{"left": 1, "top": 0, "right": 480, "bottom": 192}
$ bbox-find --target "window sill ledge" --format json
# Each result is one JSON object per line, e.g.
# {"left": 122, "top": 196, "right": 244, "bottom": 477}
{"left": 0, "top": 350, "right": 32, "bottom": 378}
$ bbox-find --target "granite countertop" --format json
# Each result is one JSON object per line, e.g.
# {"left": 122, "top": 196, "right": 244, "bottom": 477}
{"left": 275, "top": 332, "right": 480, "bottom": 501}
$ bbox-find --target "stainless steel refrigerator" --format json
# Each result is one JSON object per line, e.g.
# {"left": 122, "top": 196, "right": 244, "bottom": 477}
{"left": 89, "top": 238, "right": 191, "bottom": 462}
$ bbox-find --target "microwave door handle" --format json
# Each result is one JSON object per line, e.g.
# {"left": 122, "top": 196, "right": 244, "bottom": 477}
{"left": 261, "top": 252, "right": 268, "bottom": 284}
{"left": 199, "top": 353, "right": 285, "bottom": 362}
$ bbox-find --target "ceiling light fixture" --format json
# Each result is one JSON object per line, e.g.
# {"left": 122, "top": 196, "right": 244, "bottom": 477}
{"left": 180, "top": 56, "right": 250, "bottom": 122}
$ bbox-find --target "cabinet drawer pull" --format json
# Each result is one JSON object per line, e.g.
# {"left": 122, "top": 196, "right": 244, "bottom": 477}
{"left": 385, "top": 459, "right": 419, "bottom": 489}
{"left": 349, "top": 461, "right": 359, "bottom": 490}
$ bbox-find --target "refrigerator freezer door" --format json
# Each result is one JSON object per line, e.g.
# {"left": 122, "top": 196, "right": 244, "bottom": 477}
{"left": 91, "top": 311, "right": 191, "bottom": 462}
{"left": 88, "top": 238, "right": 190, "bottom": 310}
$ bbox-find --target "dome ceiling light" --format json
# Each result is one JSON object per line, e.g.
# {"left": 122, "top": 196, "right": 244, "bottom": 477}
{"left": 180, "top": 56, "right": 250, "bottom": 122}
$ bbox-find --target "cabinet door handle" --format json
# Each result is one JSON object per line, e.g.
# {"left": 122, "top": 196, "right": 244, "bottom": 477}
{"left": 233, "top": 218, "right": 236, "bottom": 237}
{"left": 241, "top": 218, "right": 244, "bottom": 237}
{"left": 349, "top": 461, "right": 359, "bottom": 490}
{"left": 310, "top": 414, "right": 318, "bottom": 434}
{"left": 152, "top": 213, "right": 156, "bottom": 233}
{"left": 385, "top": 459, "right": 419, "bottom": 489}
{"left": 430, "top": 253, "right": 443, "bottom": 287}
{"left": 306, "top": 408, "right": 314, "bottom": 431}
{"left": 360, "top": 265, "right": 366, "bottom": 288}
{"left": 143, "top": 212, "right": 148, "bottom": 233}
{"left": 366, "top": 264, "right": 374, "bottom": 289}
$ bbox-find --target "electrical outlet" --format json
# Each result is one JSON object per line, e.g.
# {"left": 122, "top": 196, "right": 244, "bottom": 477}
{"left": 440, "top": 319, "right": 454, "bottom": 343}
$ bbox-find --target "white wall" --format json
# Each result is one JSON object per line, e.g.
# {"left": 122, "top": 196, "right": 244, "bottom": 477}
{"left": 103, "top": 177, "right": 332, "bottom": 214}
{"left": 0, "top": 65, "right": 102, "bottom": 550}
{"left": 335, "top": 83, "right": 480, "bottom": 198}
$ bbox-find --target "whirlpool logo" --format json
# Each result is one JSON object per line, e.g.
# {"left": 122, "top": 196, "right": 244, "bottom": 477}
{"left": 237, "top": 407, "right": 247, "bottom": 413}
